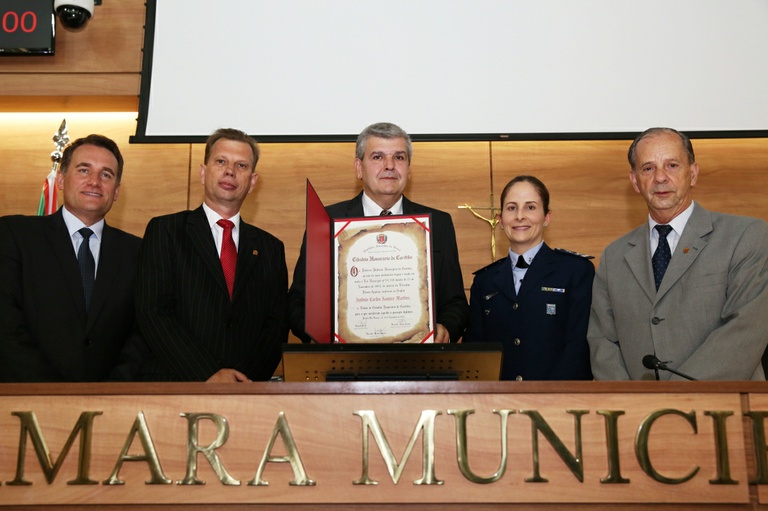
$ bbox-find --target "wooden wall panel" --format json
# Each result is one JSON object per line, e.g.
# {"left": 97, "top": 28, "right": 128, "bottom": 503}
{"left": 490, "top": 140, "right": 647, "bottom": 263}
{"left": 0, "top": 0, "right": 145, "bottom": 78}
{"left": 0, "top": 74, "right": 141, "bottom": 96}
{"left": 0, "top": 114, "right": 190, "bottom": 236}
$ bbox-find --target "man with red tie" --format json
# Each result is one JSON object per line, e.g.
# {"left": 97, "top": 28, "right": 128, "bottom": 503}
{"left": 136, "top": 128, "right": 288, "bottom": 382}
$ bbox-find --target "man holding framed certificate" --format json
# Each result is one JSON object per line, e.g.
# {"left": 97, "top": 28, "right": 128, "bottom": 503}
{"left": 289, "top": 122, "right": 469, "bottom": 344}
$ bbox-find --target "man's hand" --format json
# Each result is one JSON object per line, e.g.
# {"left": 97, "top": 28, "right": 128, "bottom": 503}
{"left": 206, "top": 368, "right": 251, "bottom": 382}
{"left": 434, "top": 323, "right": 451, "bottom": 344}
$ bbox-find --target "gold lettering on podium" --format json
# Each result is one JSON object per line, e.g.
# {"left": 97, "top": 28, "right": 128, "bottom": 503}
{"left": 745, "top": 411, "right": 768, "bottom": 484}
{"left": 7, "top": 411, "right": 102, "bottom": 486}
{"left": 177, "top": 413, "right": 240, "bottom": 486}
{"left": 635, "top": 409, "right": 699, "bottom": 484}
{"left": 353, "top": 409, "right": 443, "bottom": 486}
{"left": 103, "top": 411, "right": 172, "bottom": 485}
{"left": 705, "top": 411, "right": 738, "bottom": 485}
{"left": 449, "top": 409, "right": 514, "bottom": 483}
{"left": 597, "top": 410, "right": 630, "bottom": 484}
{"left": 248, "top": 412, "right": 316, "bottom": 486}
{"left": 520, "top": 410, "right": 587, "bottom": 483}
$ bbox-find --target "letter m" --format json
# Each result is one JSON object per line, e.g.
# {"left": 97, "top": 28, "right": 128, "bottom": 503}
{"left": 353, "top": 409, "right": 443, "bottom": 486}
{"left": 8, "top": 411, "right": 102, "bottom": 485}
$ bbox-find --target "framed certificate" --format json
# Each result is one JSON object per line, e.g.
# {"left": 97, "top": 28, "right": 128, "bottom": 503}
{"left": 333, "top": 214, "right": 435, "bottom": 343}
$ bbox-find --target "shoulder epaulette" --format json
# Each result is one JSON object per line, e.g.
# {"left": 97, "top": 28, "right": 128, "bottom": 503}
{"left": 472, "top": 258, "right": 507, "bottom": 275}
{"left": 554, "top": 248, "right": 595, "bottom": 259}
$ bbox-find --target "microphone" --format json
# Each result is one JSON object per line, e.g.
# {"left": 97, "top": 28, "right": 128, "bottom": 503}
{"left": 642, "top": 355, "right": 698, "bottom": 381}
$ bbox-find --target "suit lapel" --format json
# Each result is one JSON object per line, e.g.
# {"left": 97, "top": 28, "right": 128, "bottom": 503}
{"left": 492, "top": 257, "right": 516, "bottom": 302}
{"left": 187, "top": 208, "right": 230, "bottom": 297}
{"left": 655, "top": 204, "right": 711, "bottom": 299}
{"left": 345, "top": 192, "right": 365, "bottom": 217}
{"left": 517, "top": 244, "right": 556, "bottom": 299}
{"left": 623, "top": 225, "right": 657, "bottom": 302}
{"left": 402, "top": 196, "right": 416, "bottom": 215}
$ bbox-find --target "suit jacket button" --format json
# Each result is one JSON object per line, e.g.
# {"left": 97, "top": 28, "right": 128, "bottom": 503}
{"left": 514, "top": 338, "right": 521, "bottom": 346}
{"left": 515, "top": 375, "right": 523, "bottom": 381}
{"left": 651, "top": 317, "right": 661, "bottom": 325}
{"left": 512, "top": 303, "right": 519, "bottom": 310}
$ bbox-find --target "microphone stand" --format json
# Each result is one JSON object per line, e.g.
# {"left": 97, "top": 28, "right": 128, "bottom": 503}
{"left": 659, "top": 364, "right": 698, "bottom": 381}
{"left": 643, "top": 354, "right": 698, "bottom": 381}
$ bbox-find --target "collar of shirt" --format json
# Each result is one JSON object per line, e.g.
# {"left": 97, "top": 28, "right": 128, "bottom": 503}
{"left": 62, "top": 206, "right": 105, "bottom": 273}
{"left": 361, "top": 192, "right": 404, "bottom": 217}
{"left": 648, "top": 200, "right": 694, "bottom": 256}
{"left": 509, "top": 241, "right": 544, "bottom": 293}
{"left": 509, "top": 241, "right": 544, "bottom": 271}
{"left": 202, "top": 202, "right": 241, "bottom": 252}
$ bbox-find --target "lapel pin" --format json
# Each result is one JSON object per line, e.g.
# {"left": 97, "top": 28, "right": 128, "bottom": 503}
{"left": 683, "top": 248, "right": 689, "bottom": 254}
{"left": 252, "top": 249, "right": 259, "bottom": 256}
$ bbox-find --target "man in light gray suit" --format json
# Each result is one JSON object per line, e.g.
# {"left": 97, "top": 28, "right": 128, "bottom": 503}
{"left": 588, "top": 127, "right": 768, "bottom": 380}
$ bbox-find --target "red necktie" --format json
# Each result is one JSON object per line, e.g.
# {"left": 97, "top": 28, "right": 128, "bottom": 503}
{"left": 217, "top": 219, "right": 237, "bottom": 298}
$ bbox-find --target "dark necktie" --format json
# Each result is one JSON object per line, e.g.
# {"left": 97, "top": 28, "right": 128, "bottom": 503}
{"left": 78, "top": 227, "right": 95, "bottom": 311}
{"left": 380, "top": 209, "right": 393, "bottom": 216}
{"left": 515, "top": 254, "right": 529, "bottom": 269}
{"left": 652, "top": 224, "right": 673, "bottom": 290}
{"left": 217, "top": 219, "right": 237, "bottom": 298}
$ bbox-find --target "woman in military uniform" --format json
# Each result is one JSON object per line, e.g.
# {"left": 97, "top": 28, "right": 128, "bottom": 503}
{"left": 463, "top": 176, "right": 594, "bottom": 380}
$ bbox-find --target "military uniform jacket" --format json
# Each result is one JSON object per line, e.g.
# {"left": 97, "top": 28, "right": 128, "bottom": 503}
{"left": 464, "top": 243, "right": 594, "bottom": 381}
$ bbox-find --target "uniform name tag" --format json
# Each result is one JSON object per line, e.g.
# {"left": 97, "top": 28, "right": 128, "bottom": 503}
{"left": 546, "top": 303, "right": 557, "bottom": 315}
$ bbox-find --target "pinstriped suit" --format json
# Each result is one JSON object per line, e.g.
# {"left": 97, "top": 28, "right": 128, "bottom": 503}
{"left": 136, "top": 206, "right": 288, "bottom": 381}
{"left": 0, "top": 209, "right": 144, "bottom": 382}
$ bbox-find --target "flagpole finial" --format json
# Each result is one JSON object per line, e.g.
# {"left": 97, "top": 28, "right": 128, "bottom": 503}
{"left": 39, "top": 119, "right": 68, "bottom": 216}
{"left": 51, "top": 118, "right": 69, "bottom": 166}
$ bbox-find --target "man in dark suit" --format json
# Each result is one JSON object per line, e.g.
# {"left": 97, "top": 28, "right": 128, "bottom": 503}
{"left": 289, "top": 122, "right": 469, "bottom": 343}
{"left": 136, "top": 128, "right": 288, "bottom": 382}
{"left": 0, "top": 134, "right": 144, "bottom": 382}
{"left": 588, "top": 127, "right": 768, "bottom": 380}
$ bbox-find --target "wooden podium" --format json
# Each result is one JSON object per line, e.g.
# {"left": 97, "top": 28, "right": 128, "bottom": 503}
{"left": 1, "top": 381, "right": 768, "bottom": 510}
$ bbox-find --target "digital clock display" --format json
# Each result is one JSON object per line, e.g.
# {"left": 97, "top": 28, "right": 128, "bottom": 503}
{"left": 1, "top": 0, "right": 55, "bottom": 56}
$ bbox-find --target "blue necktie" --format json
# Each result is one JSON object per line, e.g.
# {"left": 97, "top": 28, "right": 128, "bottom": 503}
{"left": 78, "top": 227, "right": 95, "bottom": 311}
{"left": 652, "top": 225, "right": 673, "bottom": 290}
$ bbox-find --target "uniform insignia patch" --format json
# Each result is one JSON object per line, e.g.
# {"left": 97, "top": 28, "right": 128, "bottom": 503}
{"left": 554, "top": 248, "right": 594, "bottom": 259}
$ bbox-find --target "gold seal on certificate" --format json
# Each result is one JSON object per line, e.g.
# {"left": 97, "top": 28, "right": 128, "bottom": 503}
{"left": 334, "top": 215, "right": 435, "bottom": 343}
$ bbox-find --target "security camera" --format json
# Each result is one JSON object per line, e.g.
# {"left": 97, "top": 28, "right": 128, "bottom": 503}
{"left": 54, "top": 0, "right": 95, "bottom": 30}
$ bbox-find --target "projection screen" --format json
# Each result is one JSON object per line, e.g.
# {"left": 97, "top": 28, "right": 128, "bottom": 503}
{"left": 133, "top": 0, "right": 768, "bottom": 143}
